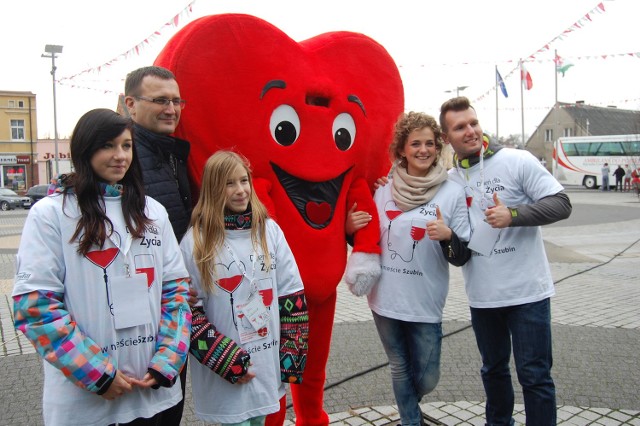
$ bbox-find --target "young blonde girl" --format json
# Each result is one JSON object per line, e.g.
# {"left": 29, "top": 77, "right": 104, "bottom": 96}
{"left": 180, "top": 150, "right": 308, "bottom": 426}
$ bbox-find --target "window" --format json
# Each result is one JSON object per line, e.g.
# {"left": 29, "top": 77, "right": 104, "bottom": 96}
{"left": 565, "top": 141, "right": 640, "bottom": 156}
{"left": 563, "top": 128, "right": 572, "bottom": 137}
{"left": 8, "top": 100, "right": 15, "bottom": 108}
{"left": 545, "top": 129, "right": 553, "bottom": 142}
{"left": 18, "top": 101, "right": 24, "bottom": 108}
{"left": 10, "top": 120, "right": 25, "bottom": 140}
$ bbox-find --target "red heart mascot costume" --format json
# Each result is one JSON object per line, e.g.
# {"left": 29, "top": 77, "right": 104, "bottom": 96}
{"left": 155, "top": 14, "right": 404, "bottom": 424}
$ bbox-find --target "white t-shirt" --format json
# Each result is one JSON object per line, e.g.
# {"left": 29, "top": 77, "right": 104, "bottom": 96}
{"left": 448, "top": 148, "right": 564, "bottom": 308}
{"left": 13, "top": 194, "right": 188, "bottom": 425}
{"left": 180, "top": 219, "right": 304, "bottom": 424}
{"left": 367, "top": 179, "right": 470, "bottom": 323}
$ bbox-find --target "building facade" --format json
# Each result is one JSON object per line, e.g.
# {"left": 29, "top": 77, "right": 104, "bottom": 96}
{"left": 526, "top": 101, "right": 640, "bottom": 171}
{"left": 0, "top": 91, "right": 39, "bottom": 193}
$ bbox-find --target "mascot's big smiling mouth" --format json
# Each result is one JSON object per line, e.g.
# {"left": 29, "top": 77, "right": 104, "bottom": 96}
{"left": 271, "top": 162, "right": 351, "bottom": 229}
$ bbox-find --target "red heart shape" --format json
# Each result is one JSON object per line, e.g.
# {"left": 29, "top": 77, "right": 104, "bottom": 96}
{"left": 217, "top": 275, "right": 243, "bottom": 293}
{"left": 305, "top": 201, "right": 331, "bottom": 225}
{"left": 85, "top": 248, "right": 119, "bottom": 269}
{"left": 385, "top": 209, "right": 402, "bottom": 221}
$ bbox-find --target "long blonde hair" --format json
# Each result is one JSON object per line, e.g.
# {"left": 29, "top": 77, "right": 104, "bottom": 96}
{"left": 191, "top": 151, "right": 271, "bottom": 293}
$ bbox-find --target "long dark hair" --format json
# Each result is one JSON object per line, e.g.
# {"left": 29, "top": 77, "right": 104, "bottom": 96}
{"left": 64, "top": 108, "right": 150, "bottom": 255}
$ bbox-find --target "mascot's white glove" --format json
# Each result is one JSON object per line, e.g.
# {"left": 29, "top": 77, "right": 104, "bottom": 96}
{"left": 344, "top": 252, "right": 381, "bottom": 297}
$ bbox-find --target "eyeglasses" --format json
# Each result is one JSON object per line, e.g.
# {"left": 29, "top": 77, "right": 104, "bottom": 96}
{"left": 134, "top": 96, "right": 186, "bottom": 109}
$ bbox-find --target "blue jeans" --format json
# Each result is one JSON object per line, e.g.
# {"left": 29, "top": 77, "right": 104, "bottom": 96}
{"left": 470, "top": 298, "right": 556, "bottom": 426}
{"left": 372, "top": 311, "right": 442, "bottom": 426}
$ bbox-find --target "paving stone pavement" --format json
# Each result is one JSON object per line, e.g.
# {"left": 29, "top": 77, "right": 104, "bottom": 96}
{"left": 0, "top": 189, "right": 639, "bottom": 425}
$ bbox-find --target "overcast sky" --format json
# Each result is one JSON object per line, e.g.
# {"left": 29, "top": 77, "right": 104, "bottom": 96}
{"left": 2, "top": 0, "right": 638, "bottom": 140}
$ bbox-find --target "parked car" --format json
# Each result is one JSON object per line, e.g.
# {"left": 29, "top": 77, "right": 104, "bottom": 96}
{"left": 0, "top": 188, "right": 31, "bottom": 211}
{"left": 26, "top": 184, "right": 50, "bottom": 204}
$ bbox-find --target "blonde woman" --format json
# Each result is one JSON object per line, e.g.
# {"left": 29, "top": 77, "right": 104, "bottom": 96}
{"left": 180, "top": 150, "right": 308, "bottom": 426}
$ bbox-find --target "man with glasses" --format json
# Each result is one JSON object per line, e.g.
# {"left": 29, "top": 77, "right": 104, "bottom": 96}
{"left": 125, "top": 66, "right": 192, "bottom": 425}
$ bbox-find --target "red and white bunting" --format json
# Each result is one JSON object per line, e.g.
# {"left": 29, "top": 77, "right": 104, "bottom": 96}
{"left": 59, "top": 1, "right": 196, "bottom": 82}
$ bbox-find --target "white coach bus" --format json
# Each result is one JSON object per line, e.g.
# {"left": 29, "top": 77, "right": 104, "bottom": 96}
{"left": 552, "top": 134, "right": 640, "bottom": 189}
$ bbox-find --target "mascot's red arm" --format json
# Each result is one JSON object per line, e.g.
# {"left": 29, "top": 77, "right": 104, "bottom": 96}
{"left": 347, "top": 177, "right": 381, "bottom": 254}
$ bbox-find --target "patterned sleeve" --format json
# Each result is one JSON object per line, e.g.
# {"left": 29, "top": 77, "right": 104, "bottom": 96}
{"left": 13, "top": 290, "right": 116, "bottom": 394}
{"left": 148, "top": 277, "right": 192, "bottom": 384}
{"left": 189, "top": 305, "right": 251, "bottom": 383}
{"left": 278, "top": 289, "right": 309, "bottom": 384}
{"left": 268, "top": 220, "right": 309, "bottom": 383}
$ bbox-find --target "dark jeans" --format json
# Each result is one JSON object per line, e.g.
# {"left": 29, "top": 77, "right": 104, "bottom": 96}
{"left": 109, "top": 412, "right": 161, "bottom": 426}
{"left": 470, "top": 298, "right": 556, "bottom": 426}
{"left": 157, "top": 358, "right": 188, "bottom": 426}
{"left": 108, "top": 360, "right": 187, "bottom": 426}
{"left": 615, "top": 178, "right": 623, "bottom": 191}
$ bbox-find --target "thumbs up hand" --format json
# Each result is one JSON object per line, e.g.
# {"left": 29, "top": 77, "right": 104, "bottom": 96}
{"left": 493, "top": 192, "right": 503, "bottom": 207}
{"left": 484, "top": 192, "right": 512, "bottom": 228}
{"left": 427, "top": 206, "right": 453, "bottom": 241}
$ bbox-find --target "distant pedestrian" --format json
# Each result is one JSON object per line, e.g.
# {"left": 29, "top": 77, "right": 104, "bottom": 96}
{"left": 46, "top": 176, "right": 58, "bottom": 195}
{"left": 623, "top": 164, "right": 632, "bottom": 192}
{"left": 632, "top": 167, "right": 640, "bottom": 195}
{"left": 613, "top": 165, "right": 625, "bottom": 192}
{"left": 601, "top": 163, "right": 610, "bottom": 191}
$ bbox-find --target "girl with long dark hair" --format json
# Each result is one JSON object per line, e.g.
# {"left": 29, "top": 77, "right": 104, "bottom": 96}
{"left": 13, "top": 108, "right": 191, "bottom": 425}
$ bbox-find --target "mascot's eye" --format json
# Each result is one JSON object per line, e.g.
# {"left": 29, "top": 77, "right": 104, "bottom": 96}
{"left": 332, "top": 113, "right": 356, "bottom": 151}
{"left": 269, "top": 105, "right": 300, "bottom": 146}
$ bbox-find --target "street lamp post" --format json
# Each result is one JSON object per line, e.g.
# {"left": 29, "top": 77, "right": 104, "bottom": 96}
{"left": 445, "top": 85, "right": 469, "bottom": 97}
{"left": 42, "top": 44, "right": 63, "bottom": 177}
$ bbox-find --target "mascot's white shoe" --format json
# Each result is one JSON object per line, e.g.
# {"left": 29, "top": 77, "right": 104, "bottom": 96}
{"left": 344, "top": 252, "right": 381, "bottom": 297}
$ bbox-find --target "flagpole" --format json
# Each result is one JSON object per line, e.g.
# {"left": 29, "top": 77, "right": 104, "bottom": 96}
{"left": 520, "top": 59, "right": 525, "bottom": 147}
{"left": 553, "top": 49, "right": 559, "bottom": 177}
{"left": 495, "top": 65, "right": 499, "bottom": 141}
